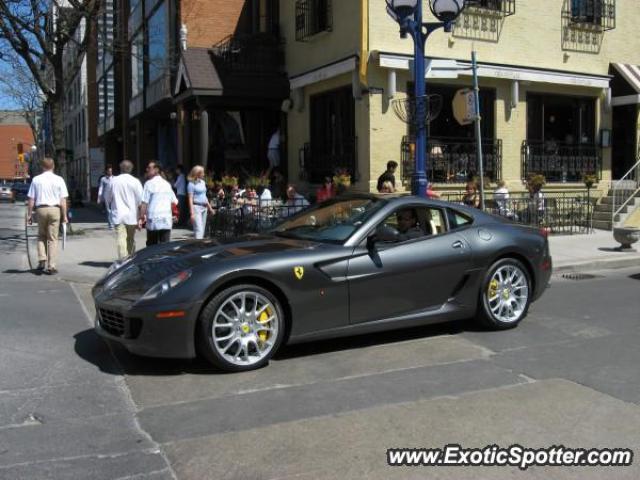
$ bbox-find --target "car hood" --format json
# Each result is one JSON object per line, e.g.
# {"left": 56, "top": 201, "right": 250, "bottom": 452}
{"left": 95, "top": 235, "right": 319, "bottom": 301}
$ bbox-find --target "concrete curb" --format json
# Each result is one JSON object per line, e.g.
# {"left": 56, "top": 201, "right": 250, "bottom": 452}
{"left": 553, "top": 256, "right": 640, "bottom": 273}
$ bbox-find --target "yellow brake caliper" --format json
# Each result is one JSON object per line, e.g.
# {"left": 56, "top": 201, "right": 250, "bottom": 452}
{"left": 488, "top": 279, "right": 499, "bottom": 299}
{"left": 257, "top": 307, "right": 272, "bottom": 343}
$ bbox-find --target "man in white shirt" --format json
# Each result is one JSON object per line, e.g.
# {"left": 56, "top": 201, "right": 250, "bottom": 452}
{"left": 97, "top": 165, "right": 114, "bottom": 229}
{"left": 281, "top": 185, "right": 310, "bottom": 218}
{"left": 173, "top": 166, "right": 187, "bottom": 226}
{"left": 139, "top": 161, "right": 178, "bottom": 246}
{"left": 105, "top": 160, "right": 143, "bottom": 259}
{"left": 26, "top": 157, "right": 69, "bottom": 274}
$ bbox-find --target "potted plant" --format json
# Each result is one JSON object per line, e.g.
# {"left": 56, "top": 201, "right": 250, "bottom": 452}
{"left": 583, "top": 173, "right": 598, "bottom": 189}
{"left": 221, "top": 175, "right": 239, "bottom": 190}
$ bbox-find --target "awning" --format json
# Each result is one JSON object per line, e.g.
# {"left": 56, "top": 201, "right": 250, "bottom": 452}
{"left": 611, "top": 63, "right": 640, "bottom": 106}
{"left": 174, "top": 48, "right": 224, "bottom": 98}
{"left": 376, "top": 52, "right": 611, "bottom": 89}
{"left": 174, "top": 47, "right": 289, "bottom": 105}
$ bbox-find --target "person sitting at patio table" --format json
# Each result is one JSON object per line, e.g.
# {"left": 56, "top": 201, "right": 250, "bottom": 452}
{"left": 462, "top": 181, "right": 480, "bottom": 208}
{"left": 281, "top": 185, "right": 310, "bottom": 218}
{"left": 379, "top": 181, "right": 394, "bottom": 194}
{"left": 316, "top": 176, "right": 335, "bottom": 203}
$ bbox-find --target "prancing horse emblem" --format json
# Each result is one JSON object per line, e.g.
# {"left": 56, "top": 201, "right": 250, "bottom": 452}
{"left": 294, "top": 266, "right": 304, "bottom": 280}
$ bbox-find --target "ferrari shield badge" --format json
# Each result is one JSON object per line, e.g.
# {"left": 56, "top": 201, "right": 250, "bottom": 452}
{"left": 294, "top": 266, "right": 304, "bottom": 280}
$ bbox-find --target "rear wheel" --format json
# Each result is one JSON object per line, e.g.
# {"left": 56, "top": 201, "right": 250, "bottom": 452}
{"left": 477, "top": 258, "right": 531, "bottom": 329}
{"left": 197, "top": 284, "right": 285, "bottom": 372}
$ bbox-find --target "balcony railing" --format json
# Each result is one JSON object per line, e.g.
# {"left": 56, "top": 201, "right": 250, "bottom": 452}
{"left": 208, "top": 199, "right": 312, "bottom": 242}
{"left": 464, "top": 0, "right": 516, "bottom": 16}
{"left": 565, "top": 0, "right": 616, "bottom": 31}
{"left": 521, "top": 141, "right": 602, "bottom": 183}
{"left": 295, "top": 0, "right": 332, "bottom": 42}
{"left": 300, "top": 137, "right": 357, "bottom": 183}
{"left": 441, "top": 190, "right": 594, "bottom": 234}
{"left": 401, "top": 136, "right": 502, "bottom": 184}
{"left": 212, "top": 33, "right": 285, "bottom": 75}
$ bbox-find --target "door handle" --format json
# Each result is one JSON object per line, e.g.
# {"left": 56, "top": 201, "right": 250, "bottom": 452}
{"left": 452, "top": 240, "right": 464, "bottom": 249}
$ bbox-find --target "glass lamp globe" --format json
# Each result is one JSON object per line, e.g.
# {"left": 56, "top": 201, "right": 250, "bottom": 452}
{"left": 386, "top": 0, "right": 419, "bottom": 23}
{"left": 429, "top": 0, "right": 466, "bottom": 23}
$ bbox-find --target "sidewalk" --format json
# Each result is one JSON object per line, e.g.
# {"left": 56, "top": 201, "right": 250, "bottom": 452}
{"left": 56, "top": 205, "right": 640, "bottom": 284}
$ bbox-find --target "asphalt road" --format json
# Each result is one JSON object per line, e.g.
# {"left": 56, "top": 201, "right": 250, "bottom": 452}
{"left": 1, "top": 202, "right": 639, "bottom": 480}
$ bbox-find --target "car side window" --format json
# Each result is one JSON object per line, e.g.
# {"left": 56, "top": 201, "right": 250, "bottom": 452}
{"left": 379, "top": 206, "right": 448, "bottom": 242}
{"left": 446, "top": 208, "right": 473, "bottom": 231}
{"left": 424, "top": 208, "right": 446, "bottom": 235}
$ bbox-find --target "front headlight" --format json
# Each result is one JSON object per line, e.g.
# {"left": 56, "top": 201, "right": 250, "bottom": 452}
{"left": 105, "top": 256, "right": 133, "bottom": 278}
{"left": 140, "top": 270, "right": 192, "bottom": 301}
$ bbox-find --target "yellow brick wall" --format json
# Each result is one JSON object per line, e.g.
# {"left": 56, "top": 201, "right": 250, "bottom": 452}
{"left": 280, "top": 0, "right": 361, "bottom": 78}
{"left": 369, "top": 0, "right": 640, "bottom": 76}
{"left": 282, "top": 0, "right": 638, "bottom": 194}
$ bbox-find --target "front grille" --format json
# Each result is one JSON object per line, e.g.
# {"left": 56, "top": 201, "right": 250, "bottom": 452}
{"left": 99, "top": 308, "right": 125, "bottom": 336}
{"left": 98, "top": 308, "right": 143, "bottom": 339}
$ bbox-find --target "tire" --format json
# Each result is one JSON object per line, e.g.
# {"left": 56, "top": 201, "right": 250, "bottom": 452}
{"left": 477, "top": 258, "right": 532, "bottom": 330}
{"left": 197, "top": 284, "right": 286, "bottom": 372}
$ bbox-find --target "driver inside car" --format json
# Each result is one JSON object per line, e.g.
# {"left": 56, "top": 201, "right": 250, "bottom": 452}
{"left": 396, "top": 208, "right": 423, "bottom": 241}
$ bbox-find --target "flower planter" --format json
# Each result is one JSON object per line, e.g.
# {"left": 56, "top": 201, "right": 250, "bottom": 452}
{"left": 613, "top": 227, "right": 640, "bottom": 252}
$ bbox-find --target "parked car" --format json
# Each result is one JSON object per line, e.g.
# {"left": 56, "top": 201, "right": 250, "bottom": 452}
{"left": 93, "top": 194, "right": 552, "bottom": 372}
{"left": 12, "top": 182, "right": 30, "bottom": 203}
{"left": 0, "top": 184, "right": 15, "bottom": 203}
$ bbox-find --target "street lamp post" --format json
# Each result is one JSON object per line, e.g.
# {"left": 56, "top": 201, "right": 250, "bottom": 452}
{"left": 386, "top": 0, "right": 465, "bottom": 197}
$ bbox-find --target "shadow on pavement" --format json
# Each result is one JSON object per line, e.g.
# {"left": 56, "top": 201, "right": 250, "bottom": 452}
{"left": 275, "top": 319, "right": 472, "bottom": 361}
{"left": 74, "top": 318, "right": 485, "bottom": 377}
{"left": 73, "top": 328, "right": 222, "bottom": 376}
{"left": 3, "top": 268, "right": 44, "bottom": 275}
{"left": 80, "top": 261, "right": 113, "bottom": 268}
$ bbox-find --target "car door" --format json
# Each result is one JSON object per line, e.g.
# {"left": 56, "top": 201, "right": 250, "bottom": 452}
{"left": 347, "top": 206, "right": 472, "bottom": 324}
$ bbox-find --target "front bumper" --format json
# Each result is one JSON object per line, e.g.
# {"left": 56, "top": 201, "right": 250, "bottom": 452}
{"left": 94, "top": 298, "right": 203, "bottom": 359}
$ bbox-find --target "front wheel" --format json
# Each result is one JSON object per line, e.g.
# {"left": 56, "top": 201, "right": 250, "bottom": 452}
{"left": 477, "top": 258, "right": 531, "bottom": 329}
{"left": 197, "top": 285, "right": 285, "bottom": 372}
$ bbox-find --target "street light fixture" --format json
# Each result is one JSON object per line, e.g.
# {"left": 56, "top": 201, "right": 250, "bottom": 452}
{"left": 386, "top": 0, "right": 466, "bottom": 196}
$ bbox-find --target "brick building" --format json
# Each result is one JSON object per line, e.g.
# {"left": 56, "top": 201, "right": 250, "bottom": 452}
{"left": 96, "top": 0, "right": 287, "bottom": 179}
{"left": 0, "top": 111, "right": 35, "bottom": 181}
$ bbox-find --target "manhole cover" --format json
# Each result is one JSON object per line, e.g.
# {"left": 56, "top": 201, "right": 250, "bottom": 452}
{"left": 561, "top": 273, "right": 603, "bottom": 281}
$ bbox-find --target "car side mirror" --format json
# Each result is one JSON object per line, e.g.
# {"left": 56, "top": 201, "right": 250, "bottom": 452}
{"left": 367, "top": 224, "right": 400, "bottom": 249}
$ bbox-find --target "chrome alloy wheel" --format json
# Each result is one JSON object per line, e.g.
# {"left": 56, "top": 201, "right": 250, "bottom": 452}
{"left": 212, "top": 291, "right": 279, "bottom": 366}
{"left": 487, "top": 264, "right": 529, "bottom": 323}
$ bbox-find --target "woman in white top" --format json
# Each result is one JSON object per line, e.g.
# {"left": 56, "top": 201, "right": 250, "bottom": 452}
{"left": 187, "top": 165, "right": 215, "bottom": 239}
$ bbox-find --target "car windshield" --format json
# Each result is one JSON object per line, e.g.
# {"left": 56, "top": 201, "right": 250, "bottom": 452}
{"left": 272, "top": 197, "right": 386, "bottom": 244}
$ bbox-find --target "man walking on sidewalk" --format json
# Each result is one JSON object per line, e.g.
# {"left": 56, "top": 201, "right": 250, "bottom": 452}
{"left": 26, "top": 157, "right": 69, "bottom": 275}
{"left": 105, "top": 160, "right": 143, "bottom": 259}
{"left": 139, "top": 161, "right": 178, "bottom": 246}
{"left": 97, "top": 165, "right": 114, "bottom": 229}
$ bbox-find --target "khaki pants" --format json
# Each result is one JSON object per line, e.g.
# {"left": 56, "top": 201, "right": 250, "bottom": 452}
{"left": 37, "top": 207, "right": 61, "bottom": 269}
{"left": 115, "top": 224, "right": 137, "bottom": 259}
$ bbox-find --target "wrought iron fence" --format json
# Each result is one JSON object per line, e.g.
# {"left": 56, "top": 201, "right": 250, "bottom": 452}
{"left": 212, "top": 34, "right": 284, "bottom": 75}
{"left": 207, "top": 199, "right": 311, "bottom": 241}
{"left": 441, "top": 190, "right": 595, "bottom": 234}
{"left": 301, "top": 137, "right": 357, "bottom": 184}
{"left": 564, "top": 0, "right": 616, "bottom": 31}
{"left": 465, "top": 0, "right": 516, "bottom": 16}
{"left": 521, "top": 141, "right": 602, "bottom": 183}
{"left": 295, "top": 0, "right": 332, "bottom": 41}
{"left": 401, "top": 136, "right": 502, "bottom": 184}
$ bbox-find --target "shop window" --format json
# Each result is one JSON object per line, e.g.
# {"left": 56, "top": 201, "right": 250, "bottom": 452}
{"left": 307, "top": 86, "right": 356, "bottom": 182}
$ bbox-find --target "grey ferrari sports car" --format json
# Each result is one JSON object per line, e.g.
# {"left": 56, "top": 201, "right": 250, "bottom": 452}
{"left": 93, "top": 194, "right": 552, "bottom": 372}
